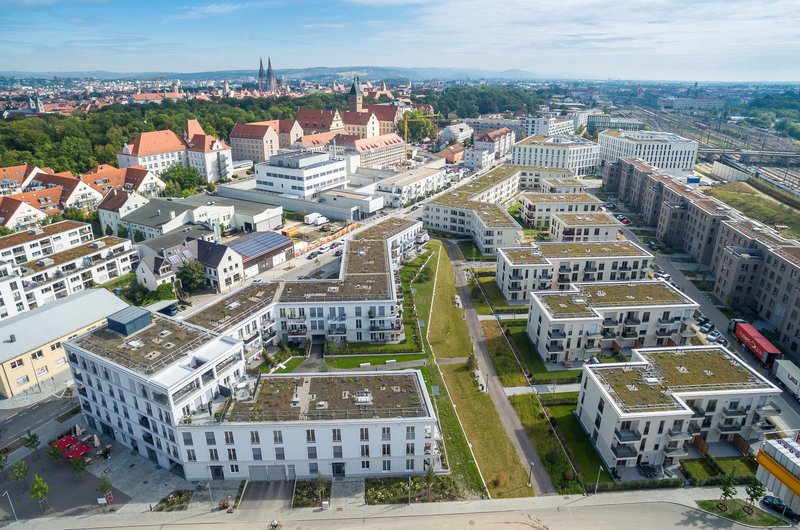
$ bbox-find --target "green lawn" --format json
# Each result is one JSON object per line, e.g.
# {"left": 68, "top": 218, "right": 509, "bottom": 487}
{"left": 681, "top": 458, "right": 717, "bottom": 482}
{"left": 324, "top": 353, "right": 425, "bottom": 369}
{"left": 480, "top": 321, "right": 528, "bottom": 386}
{"left": 440, "top": 363, "right": 533, "bottom": 498}
{"left": 325, "top": 323, "right": 422, "bottom": 355}
{"left": 716, "top": 456, "right": 758, "bottom": 477}
{"left": 272, "top": 356, "right": 305, "bottom": 374}
{"left": 99, "top": 272, "right": 136, "bottom": 290}
{"left": 547, "top": 404, "right": 613, "bottom": 485}
{"left": 690, "top": 279, "right": 716, "bottom": 292}
{"left": 509, "top": 395, "right": 584, "bottom": 494}
{"left": 428, "top": 245, "right": 474, "bottom": 358}
{"left": 696, "top": 499, "right": 785, "bottom": 527}
{"left": 505, "top": 323, "right": 582, "bottom": 384}
{"left": 477, "top": 275, "right": 511, "bottom": 309}
{"left": 706, "top": 181, "right": 800, "bottom": 239}
{"left": 457, "top": 241, "right": 494, "bottom": 262}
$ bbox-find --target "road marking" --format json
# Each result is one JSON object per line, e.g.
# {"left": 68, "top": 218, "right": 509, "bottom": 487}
{"left": 7, "top": 413, "right": 17, "bottom": 419}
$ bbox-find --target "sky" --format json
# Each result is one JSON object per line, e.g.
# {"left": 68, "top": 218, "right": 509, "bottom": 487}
{"left": 1, "top": 0, "right": 799, "bottom": 81}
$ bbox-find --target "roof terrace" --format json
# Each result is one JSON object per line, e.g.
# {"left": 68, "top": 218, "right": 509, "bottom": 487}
{"left": 280, "top": 273, "right": 390, "bottom": 302}
{"left": 357, "top": 217, "right": 418, "bottom": 240}
{"left": 22, "top": 236, "right": 130, "bottom": 272}
{"left": 579, "top": 281, "right": 692, "bottom": 309}
{"left": 552, "top": 212, "right": 622, "bottom": 226}
{"left": 538, "top": 241, "right": 650, "bottom": 258}
{"left": 521, "top": 192, "right": 602, "bottom": 204}
{"left": 225, "top": 371, "right": 429, "bottom": 422}
{"left": 185, "top": 283, "right": 281, "bottom": 332}
{"left": 0, "top": 220, "right": 88, "bottom": 250}
{"left": 344, "top": 239, "right": 388, "bottom": 275}
{"left": 537, "top": 292, "right": 596, "bottom": 319}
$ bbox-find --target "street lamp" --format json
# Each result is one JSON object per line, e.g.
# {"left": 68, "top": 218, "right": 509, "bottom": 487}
{"left": 3, "top": 490, "right": 17, "bottom": 522}
{"left": 527, "top": 461, "right": 535, "bottom": 487}
{"left": 594, "top": 465, "right": 603, "bottom": 495}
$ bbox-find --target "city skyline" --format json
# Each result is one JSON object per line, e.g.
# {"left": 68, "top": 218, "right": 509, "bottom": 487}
{"left": 1, "top": 0, "right": 799, "bottom": 81}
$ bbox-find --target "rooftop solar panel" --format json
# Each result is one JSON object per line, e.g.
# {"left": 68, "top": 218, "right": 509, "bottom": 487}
{"left": 230, "top": 232, "right": 292, "bottom": 259}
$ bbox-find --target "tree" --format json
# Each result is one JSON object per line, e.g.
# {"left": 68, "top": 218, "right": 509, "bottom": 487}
{"left": 466, "top": 353, "right": 478, "bottom": 371}
{"left": 46, "top": 446, "right": 62, "bottom": 461}
{"left": 133, "top": 229, "right": 145, "bottom": 243}
{"left": 117, "top": 225, "right": 129, "bottom": 239}
{"left": 0, "top": 453, "right": 7, "bottom": 479}
{"left": 744, "top": 481, "right": 766, "bottom": 513}
{"left": 0, "top": 226, "right": 13, "bottom": 237}
{"left": 23, "top": 430, "right": 40, "bottom": 456}
{"left": 104, "top": 224, "right": 113, "bottom": 236}
{"left": 11, "top": 460, "right": 29, "bottom": 484}
{"left": 61, "top": 207, "right": 87, "bottom": 222}
{"left": 30, "top": 474, "right": 49, "bottom": 510}
{"left": 401, "top": 110, "right": 436, "bottom": 142}
{"left": 719, "top": 473, "right": 736, "bottom": 511}
{"left": 70, "top": 457, "right": 88, "bottom": 479}
{"left": 177, "top": 260, "right": 206, "bottom": 293}
{"left": 100, "top": 475, "right": 113, "bottom": 498}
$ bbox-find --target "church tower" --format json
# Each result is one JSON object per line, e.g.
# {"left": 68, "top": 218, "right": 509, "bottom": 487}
{"left": 258, "top": 57, "right": 266, "bottom": 93}
{"left": 348, "top": 76, "right": 363, "bottom": 113}
{"left": 266, "top": 57, "right": 276, "bottom": 92}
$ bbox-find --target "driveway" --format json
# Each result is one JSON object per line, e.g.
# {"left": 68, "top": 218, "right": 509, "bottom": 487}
{"left": 237, "top": 481, "right": 291, "bottom": 521}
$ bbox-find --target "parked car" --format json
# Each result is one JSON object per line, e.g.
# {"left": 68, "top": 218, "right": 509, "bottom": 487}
{"left": 620, "top": 218, "right": 631, "bottom": 225}
{"left": 334, "top": 249, "right": 343, "bottom": 257}
{"left": 655, "top": 271, "right": 671, "bottom": 280}
{"left": 707, "top": 330, "right": 721, "bottom": 341}
{"left": 306, "top": 251, "right": 320, "bottom": 260}
{"left": 317, "top": 245, "right": 330, "bottom": 253}
{"left": 697, "top": 316, "right": 710, "bottom": 327}
{"left": 158, "top": 304, "right": 178, "bottom": 317}
{"left": 699, "top": 323, "right": 715, "bottom": 334}
{"left": 252, "top": 278, "right": 264, "bottom": 284}
{"left": 761, "top": 496, "right": 800, "bottom": 522}
{"left": 410, "top": 205, "right": 420, "bottom": 211}
{"left": 604, "top": 202, "right": 616, "bottom": 210}
{"left": 715, "top": 337, "right": 729, "bottom": 347}
{"left": 614, "top": 214, "right": 626, "bottom": 220}
{"left": 330, "top": 241, "right": 340, "bottom": 249}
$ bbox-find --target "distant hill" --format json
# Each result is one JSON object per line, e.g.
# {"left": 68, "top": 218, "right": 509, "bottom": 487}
{"left": 0, "top": 65, "right": 540, "bottom": 82}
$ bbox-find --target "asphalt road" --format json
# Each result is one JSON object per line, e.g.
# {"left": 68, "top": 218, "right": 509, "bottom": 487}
{"left": 0, "top": 395, "right": 77, "bottom": 442}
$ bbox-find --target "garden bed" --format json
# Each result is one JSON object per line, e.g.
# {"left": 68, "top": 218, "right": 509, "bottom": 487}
{"left": 292, "top": 478, "right": 331, "bottom": 508}
{"left": 696, "top": 499, "right": 784, "bottom": 527}
{"left": 154, "top": 490, "right": 194, "bottom": 511}
{"left": 365, "top": 474, "right": 459, "bottom": 504}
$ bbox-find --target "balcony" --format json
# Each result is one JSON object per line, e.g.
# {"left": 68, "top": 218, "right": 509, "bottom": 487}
{"left": 667, "top": 427, "right": 692, "bottom": 440}
{"left": 688, "top": 424, "right": 702, "bottom": 436}
{"left": 655, "top": 328, "right": 673, "bottom": 338}
{"left": 548, "top": 330, "right": 566, "bottom": 340}
{"left": 679, "top": 326, "right": 695, "bottom": 338}
{"left": 658, "top": 316, "right": 677, "bottom": 325}
{"left": 559, "top": 265, "right": 571, "bottom": 273}
{"left": 722, "top": 406, "right": 748, "bottom": 417}
{"left": 546, "top": 343, "right": 564, "bottom": 353}
{"left": 690, "top": 406, "right": 705, "bottom": 419}
{"left": 77, "top": 386, "right": 87, "bottom": 397}
{"left": 614, "top": 428, "right": 642, "bottom": 443}
{"left": 611, "top": 443, "right": 637, "bottom": 459}
{"left": 664, "top": 443, "right": 689, "bottom": 456}
{"left": 587, "top": 329, "right": 602, "bottom": 338}
{"left": 585, "top": 345, "right": 601, "bottom": 354}
{"left": 68, "top": 353, "right": 78, "bottom": 364}
{"left": 682, "top": 316, "right": 698, "bottom": 325}
{"left": 602, "top": 318, "right": 619, "bottom": 327}
{"left": 138, "top": 416, "right": 150, "bottom": 429}
{"left": 288, "top": 328, "right": 307, "bottom": 336}
{"left": 72, "top": 371, "right": 83, "bottom": 382}
{"left": 585, "top": 264, "right": 598, "bottom": 272}
{"left": 624, "top": 316, "right": 641, "bottom": 325}
{"left": 757, "top": 402, "right": 782, "bottom": 415}
{"left": 717, "top": 422, "right": 743, "bottom": 434}
{"left": 622, "top": 331, "right": 638, "bottom": 339}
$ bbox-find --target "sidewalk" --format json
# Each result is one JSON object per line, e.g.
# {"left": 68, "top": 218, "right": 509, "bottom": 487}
{"left": 504, "top": 383, "right": 581, "bottom": 396}
{"left": 0, "top": 370, "right": 74, "bottom": 410}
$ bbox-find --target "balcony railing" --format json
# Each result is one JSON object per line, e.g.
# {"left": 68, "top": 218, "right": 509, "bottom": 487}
{"left": 667, "top": 427, "right": 692, "bottom": 439}
{"left": 624, "top": 316, "right": 641, "bottom": 325}
{"left": 611, "top": 444, "right": 637, "bottom": 459}
{"left": 718, "top": 422, "right": 743, "bottom": 434}
{"left": 655, "top": 329, "right": 673, "bottom": 338}
{"left": 546, "top": 344, "right": 564, "bottom": 353}
{"left": 664, "top": 443, "right": 689, "bottom": 456}
{"left": 548, "top": 330, "right": 566, "bottom": 340}
{"left": 658, "top": 316, "right": 677, "bottom": 324}
{"left": 614, "top": 428, "right": 642, "bottom": 443}
{"left": 622, "top": 331, "right": 638, "bottom": 339}
{"left": 585, "top": 264, "right": 598, "bottom": 272}
{"left": 722, "top": 406, "right": 748, "bottom": 417}
{"left": 688, "top": 424, "right": 702, "bottom": 435}
{"left": 602, "top": 318, "right": 619, "bottom": 327}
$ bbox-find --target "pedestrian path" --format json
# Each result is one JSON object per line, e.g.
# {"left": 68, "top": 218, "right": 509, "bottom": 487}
{"left": 330, "top": 478, "right": 366, "bottom": 510}
{"left": 503, "top": 383, "right": 581, "bottom": 396}
{"left": 477, "top": 313, "right": 527, "bottom": 321}
{"left": 0, "top": 371, "right": 74, "bottom": 410}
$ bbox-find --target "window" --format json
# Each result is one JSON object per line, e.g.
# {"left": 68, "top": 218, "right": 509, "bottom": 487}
{"left": 209, "top": 448, "right": 219, "bottom": 461}
{"left": 10, "top": 359, "right": 23, "bottom": 369}
{"left": 309, "top": 463, "right": 318, "bottom": 475}
{"left": 206, "top": 432, "right": 216, "bottom": 445}
{"left": 361, "top": 445, "right": 370, "bottom": 457}
{"left": 224, "top": 431, "right": 235, "bottom": 444}
{"left": 360, "top": 427, "right": 369, "bottom": 441}
{"left": 227, "top": 448, "right": 237, "bottom": 461}
{"left": 361, "top": 460, "right": 370, "bottom": 470}
{"left": 252, "top": 448, "right": 262, "bottom": 461}
{"left": 382, "top": 444, "right": 391, "bottom": 456}
{"left": 50, "top": 342, "right": 61, "bottom": 351}
{"left": 230, "top": 464, "right": 239, "bottom": 473}
{"left": 306, "top": 429, "right": 316, "bottom": 443}
{"left": 273, "top": 430, "right": 283, "bottom": 444}
{"left": 406, "top": 459, "right": 415, "bottom": 471}
{"left": 406, "top": 443, "right": 415, "bottom": 455}
{"left": 406, "top": 426, "right": 415, "bottom": 440}
{"left": 15, "top": 375, "right": 29, "bottom": 386}
{"left": 382, "top": 427, "right": 391, "bottom": 441}
{"left": 186, "top": 449, "right": 196, "bottom": 462}
{"left": 275, "top": 447, "right": 285, "bottom": 460}
{"left": 31, "top": 350, "right": 44, "bottom": 360}
{"left": 333, "top": 446, "right": 342, "bottom": 458}
{"left": 332, "top": 428, "right": 341, "bottom": 442}
{"left": 250, "top": 431, "right": 260, "bottom": 444}
{"left": 183, "top": 432, "right": 193, "bottom": 446}
{"left": 307, "top": 447, "right": 317, "bottom": 459}
{"left": 383, "top": 460, "right": 391, "bottom": 472}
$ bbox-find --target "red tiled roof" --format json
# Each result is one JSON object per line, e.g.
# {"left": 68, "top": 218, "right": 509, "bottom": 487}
{"left": 295, "top": 109, "right": 341, "bottom": 132}
{"left": 186, "top": 134, "right": 230, "bottom": 153}
{"left": 12, "top": 186, "right": 64, "bottom": 215}
{"left": 0, "top": 196, "right": 25, "bottom": 225}
{"left": 25, "top": 173, "right": 83, "bottom": 205}
{"left": 335, "top": 133, "right": 404, "bottom": 152}
{"left": 230, "top": 122, "right": 276, "bottom": 139}
{"left": 132, "top": 92, "right": 181, "bottom": 102}
{"left": 341, "top": 111, "right": 375, "bottom": 126}
{"left": 82, "top": 165, "right": 157, "bottom": 194}
{"left": 295, "top": 131, "right": 341, "bottom": 148}
{"left": 97, "top": 189, "right": 137, "bottom": 212}
{"left": 363, "top": 104, "right": 400, "bottom": 123}
{"left": 123, "top": 130, "right": 188, "bottom": 157}
{"left": 184, "top": 119, "right": 205, "bottom": 139}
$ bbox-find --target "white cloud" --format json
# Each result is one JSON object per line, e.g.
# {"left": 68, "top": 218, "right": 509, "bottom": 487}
{"left": 166, "top": 2, "right": 266, "bottom": 21}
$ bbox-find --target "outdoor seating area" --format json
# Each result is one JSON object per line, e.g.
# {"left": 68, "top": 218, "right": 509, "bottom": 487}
{"left": 50, "top": 427, "right": 113, "bottom": 464}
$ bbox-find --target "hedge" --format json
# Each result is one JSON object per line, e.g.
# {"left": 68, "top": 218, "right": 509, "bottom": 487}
{"left": 596, "top": 477, "right": 684, "bottom": 492}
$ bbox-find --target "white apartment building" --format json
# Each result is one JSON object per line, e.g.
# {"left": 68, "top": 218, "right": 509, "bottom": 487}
{"left": 495, "top": 241, "right": 652, "bottom": 302}
{"left": 375, "top": 166, "right": 449, "bottom": 208}
{"left": 549, "top": 212, "right": 622, "bottom": 242}
{"left": 519, "top": 192, "right": 603, "bottom": 227}
{"left": 255, "top": 151, "right": 347, "bottom": 200}
{"left": 473, "top": 128, "right": 515, "bottom": 159}
{"left": 524, "top": 117, "right": 575, "bottom": 136}
{"left": 512, "top": 166, "right": 575, "bottom": 190}
{"left": 540, "top": 178, "right": 585, "bottom": 194}
{"left": 463, "top": 116, "right": 524, "bottom": 137}
{"left": 0, "top": 221, "right": 94, "bottom": 265}
{"left": 438, "top": 123, "right": 474, "bottom": 146}
{"left": 0, "top": 197, "right": 47, "bottom": 232}
{"left": 578, "top": 346, "right": 780, "bottom": 470}
{"left": 464, "top": 148, "right": 494, "bottom": 171}
{"left": 512, "top": 135, "right": 599, "bottom": 176}
{"left": 525, "top": 280, "right": 699, "bottom": 364}
{"left": 598, "top": 130, "right": 698, "bottom": 176}
{"left": 423, "top": 165, "right": 523, "bottom": 255}
{"left": 229, "top": 120, "right": 304, "bottom": 163}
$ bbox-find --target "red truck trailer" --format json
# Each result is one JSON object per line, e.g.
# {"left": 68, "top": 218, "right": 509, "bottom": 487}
{"left": 730, "top": 319, "right": 782, "bottom": 367}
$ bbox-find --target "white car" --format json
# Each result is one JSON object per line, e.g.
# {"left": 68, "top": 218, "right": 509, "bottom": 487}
{"left": 707, "top": 330, "right": 721, "bottom": 341}
{"left": 317, "top": 245, "right": 330, "bottom": 253}
{"left": 252, "top": 278, "right": 264, "bottom": 284}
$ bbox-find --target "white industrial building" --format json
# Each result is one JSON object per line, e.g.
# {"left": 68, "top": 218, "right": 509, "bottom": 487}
{"left": 255, "top": 151, "right": 347, "bottom": 200}
{"left": 375, "top": 166, "right": 449, "bottom": 208}
{"left": 495, "top": 241, "right": 653, "bottom": 302}
{"left": 756, "top": 437, "right": 800, "bottom": 514}
{"left": 511, "top": 135, "right": 599, "bottom": 176}
{"left": 525, "top": 280, "right": 699, "bottom": 364}
{"left": 578, "top": 346, "right": 780, "bottom": 470}
{"left": 598, "top": 130, "right": 698, "bottom": 176}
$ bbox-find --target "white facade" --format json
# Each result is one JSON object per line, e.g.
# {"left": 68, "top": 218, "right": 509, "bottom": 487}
{"left": 375, "top": 166, "right": 449, "bottom": 208}
{"left": 523, "top": 116, "right": 575, "bottom": 136}
{"left": 463, "top": 148, "right": 494, "bottom": 170}
{"left": 578, "top": 346, "right": 779, "bottom": 470}
{"left": 512, "top": 135, "right": 599, "bottom": 176}
{"left": 186, "top": 145, "right": 234, "bottom": 184}
{"left": 0, "top": 200, "right": 47, "bottom": 232}
{"left": 495, "top": 242, "right": 652, "bottom": 302}
{"left": 598, "top": 130, "right": 698, "bottom": 176}
{"left": 0, "top": 221, "right": 94, "bottom": 265}
{"left": 439, "top": 123, "right": 474, "bottom": 146}
{"left": 473, "top": 128, "right": 515, "bottom": 159}
{"left": 255, "top": 152, "right": 347, "bottom": 200}
{"left": 0, "top": 261, "right": 28, "bottom": 320}
{"left": 512, "top": 166, "right": 575, "bottom": 190}
{"left": 756, "top": 438, "right": 800, "bottom": 514}
{"left": 549, "top": 212, "right": 622, "bottom": 242}
{"left": 525, "top": 280, "right": 699, "bottom": 364}
{"left": 519, "top": 192, "right": 603, "bottom": 227}
{"left": 97, "top": 191, "right": 150, "bottom": 237}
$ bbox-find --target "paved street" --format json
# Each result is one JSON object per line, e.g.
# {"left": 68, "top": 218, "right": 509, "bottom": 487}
{"left": 0, "top": 395, "right": 77, "bottom": 443}
{"left": 443, "top": 239, "right": 556, "bottom": 495}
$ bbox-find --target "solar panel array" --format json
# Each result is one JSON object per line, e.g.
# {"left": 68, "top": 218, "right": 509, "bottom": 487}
{"left": 230, "top": 232, "right": 292, "bottom": 260}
